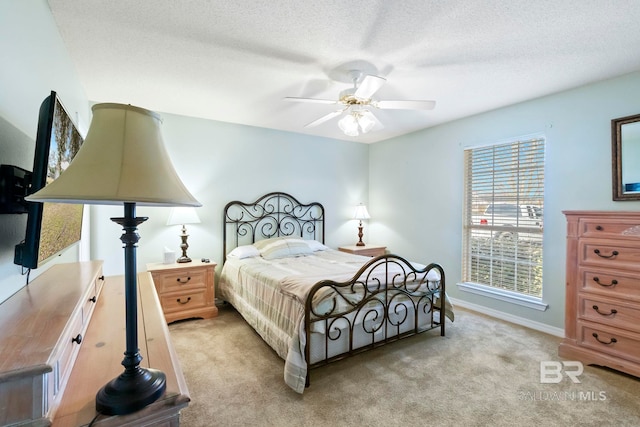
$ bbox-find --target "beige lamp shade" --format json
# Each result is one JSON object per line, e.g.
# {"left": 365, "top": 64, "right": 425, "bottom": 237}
{"left": 26, "top": 103, "right": 200, "bottom": 207}
{"left": 166, "top": 206, "right": 201, "bottom": 225}
{"left": 353, "top": 204, "right": 371, "bottom": 220}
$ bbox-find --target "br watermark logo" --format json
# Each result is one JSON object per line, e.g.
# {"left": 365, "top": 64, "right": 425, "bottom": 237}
{"left": 540, "top": 361, "right": 583, "bottom": 383}
{"left": 517, "top": 361, "right": 607, "bottom": 401}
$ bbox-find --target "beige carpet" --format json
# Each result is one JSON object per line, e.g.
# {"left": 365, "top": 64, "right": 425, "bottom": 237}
{"left": 168, "top": 304, "right": 639, "bottom": 427}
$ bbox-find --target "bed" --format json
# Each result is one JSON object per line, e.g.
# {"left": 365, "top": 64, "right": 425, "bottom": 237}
{"left": 219, "top": 192, "right": 453, "bottom": 393}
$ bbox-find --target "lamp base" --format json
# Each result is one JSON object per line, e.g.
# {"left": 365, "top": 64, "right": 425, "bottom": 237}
{"left": 96, "top": 367, "right": 167, "bottom": 415}
{"left": 176, "top": 255, "right": 192, "bottom": 263}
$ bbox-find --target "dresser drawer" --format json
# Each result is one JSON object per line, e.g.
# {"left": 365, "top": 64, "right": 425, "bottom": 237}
{"left": 53, "top": 309, "right": 85, "bottom": 397}
{"left": 151, "top": 268, "right": 207, "bottom": 293}
{"left": 578, "top": 217, "right": 640, "bottom": 239}
{"left": 579, "top": 295, "right": 640, "bottom": 333}
{"left": 577, "top": 320, "right": 640, "bottom": 364}
{"left": 579, "top": 267, "right": 640, "bottom": 302}
{"left": 578, "top": 239, "right": 640, "bottom": 270}
{"left": 160, "top": 289, "right": 208, "bottom": 314}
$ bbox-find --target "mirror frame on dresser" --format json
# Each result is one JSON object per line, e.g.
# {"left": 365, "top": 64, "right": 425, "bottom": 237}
{"left": 612, "top": 113, "right": 640, "bottom": 201}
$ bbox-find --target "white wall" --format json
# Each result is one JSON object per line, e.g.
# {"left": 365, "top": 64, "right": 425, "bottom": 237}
{"left": 90, "top": 113, "right": 370, "bottom": 276}
{"left": 0, "top": 0, "right": 90, "bottom": 303}
{"left": 369, "top": 71, "right": 640, "bottom": 330}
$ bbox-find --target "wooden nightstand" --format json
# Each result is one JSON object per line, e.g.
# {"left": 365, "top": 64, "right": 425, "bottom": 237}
{"left": 338, "top": 245, "right": 387, "bottom": 257}
{"left": 147, "top": 260, "right": 218, "bottom": 323}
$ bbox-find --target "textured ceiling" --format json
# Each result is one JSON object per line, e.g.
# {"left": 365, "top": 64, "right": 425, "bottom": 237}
{"left": 47, "top": 0, "right": 640, "bottom": 143}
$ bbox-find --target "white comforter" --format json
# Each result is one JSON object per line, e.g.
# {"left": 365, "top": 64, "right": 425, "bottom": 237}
{"left": 218, "top": 249, "right": 453, "bottom": 393}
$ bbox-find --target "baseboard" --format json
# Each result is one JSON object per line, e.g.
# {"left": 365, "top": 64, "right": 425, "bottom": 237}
{"left": 449, "top": 297, "right": 565, "bottom": 338}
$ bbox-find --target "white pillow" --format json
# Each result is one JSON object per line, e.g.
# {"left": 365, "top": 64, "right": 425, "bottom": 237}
{"left": 253, "top": 237, "right": 313, "bottom": 260}
{"left": 426, "top": 269, "right": 441, "bottom": 281}
{"left": 228, "top": 245, "right": 260, "bottom": 259}
{"left": 306, "top": 240, "right": 329, "bottom": 251}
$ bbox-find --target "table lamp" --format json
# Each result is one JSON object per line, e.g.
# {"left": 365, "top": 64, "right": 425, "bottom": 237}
{"left": 166, "top": 206, "right": 201, "bottom": 263}
{"left": 26, "top": 102, "right": 200, "bottom": 416}
{"left": 353, "top": 203, "right": 370, "bottom": 246}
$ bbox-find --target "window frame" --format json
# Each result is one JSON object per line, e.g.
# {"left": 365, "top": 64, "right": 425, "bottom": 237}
{"left": 459, "top": 134, "right": 547, "bottom": 311}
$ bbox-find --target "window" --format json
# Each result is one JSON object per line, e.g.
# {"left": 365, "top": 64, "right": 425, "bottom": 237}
{"left": 462, "top": 136, "right": 545, "bottom": 303}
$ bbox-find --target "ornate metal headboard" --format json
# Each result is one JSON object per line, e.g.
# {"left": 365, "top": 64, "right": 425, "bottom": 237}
{"left": 223, "top": 192, "right": 325, "bottom": 263}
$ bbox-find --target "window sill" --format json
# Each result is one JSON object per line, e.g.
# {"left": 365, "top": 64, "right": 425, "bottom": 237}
{"left": 457, "top": 282, "right": 548, "bottom": 311}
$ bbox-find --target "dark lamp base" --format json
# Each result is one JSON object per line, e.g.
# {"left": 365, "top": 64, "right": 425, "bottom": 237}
{"left": 96, "top": 367, "right": 167, "bottom": 415}
{"left": 176, "top": 256, "right": 192, "bottom": 263}
{"left": 356, "top": 242, "right": 365, "bottom": 246}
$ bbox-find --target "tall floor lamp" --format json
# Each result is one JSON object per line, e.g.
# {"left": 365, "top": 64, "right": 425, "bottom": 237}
{"left": 26, "top": 103, "right": 200, "bottom": 415}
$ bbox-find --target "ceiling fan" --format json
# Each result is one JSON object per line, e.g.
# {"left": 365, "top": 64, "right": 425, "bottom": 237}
{"left": 283, "top": 70, "right": 436, "bottom": 136}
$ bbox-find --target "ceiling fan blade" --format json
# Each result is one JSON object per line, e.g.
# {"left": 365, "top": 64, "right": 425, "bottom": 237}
{"left": 283, "top": 96, "right": 337, "bottom": 105}
{"left": 304, "top": 110, "right": 344, "bottom": 128}
{"left": 354, "top": 75, "right": 386, "bottom": 99}
{"left": 376, "top": 100, "right": 436, "bottom": 110}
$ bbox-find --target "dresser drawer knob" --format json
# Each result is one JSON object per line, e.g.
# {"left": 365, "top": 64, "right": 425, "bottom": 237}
{"left": 177, "top": 276, "right": 191, "bottom": 284}
{"left": 595, "top": 225, "right": 603, "bottom": 231}
{"left": 592, "top": 277, "right": 618, "bottom": 287}
{"left": 593, "top": 249, "right": 619, "bottom": 259}
{"left": 592, "top": 305, "right": 618, "bottom": 316}
{"left": 72, "top": 334, "right": 83, "bottom": 345}
{"left": 89, "top": 295, "right": 97, "bottom": 303}
{"left": 592, "top": 333, "right": 617, "bottom": 345}
{"left": 177, "top": 297, "right": 192, "bottom": 305}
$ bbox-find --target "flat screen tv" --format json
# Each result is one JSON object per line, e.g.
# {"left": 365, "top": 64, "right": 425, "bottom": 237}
{"left": 14, "top": 91, "right": 84, "bottom": 270}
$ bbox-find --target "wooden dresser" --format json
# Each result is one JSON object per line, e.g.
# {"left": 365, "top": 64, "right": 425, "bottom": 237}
{"left": 147, "top": 260, "right": 217, "bottom": 323}
{"left": 560, "top": 211, "right": 640, "bottom": 378}
{"left": 0, "top": 261, "right": 190, "bottom": 426}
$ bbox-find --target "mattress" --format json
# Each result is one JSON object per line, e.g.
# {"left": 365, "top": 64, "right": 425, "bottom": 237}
{"left": 218, "top": 247, "right": 453, "bottom": 393}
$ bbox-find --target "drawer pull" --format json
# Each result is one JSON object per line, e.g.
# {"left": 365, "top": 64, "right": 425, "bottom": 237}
{"left": 99, "top": 275, "right": 105, "bottom": 281}
{"left": 592, "top": 277, "right": 618, "bottom": 287}
{"left": 72, "top": 334, "right": 83, "bottom": 345}
{"left": 592, "top": 333, "right": 617, "bottom": 345}
{"left": 177, "top": 297, "right": 192, "bottom": 305}
{"left": 176, "top": 276, "right": 191, "bottom": 284}
{"left": 89, "top": 295, "right": 97, "bottom": 303}
{"left": 593, "top": 249, "right": 619, "bottom": 259}
{"left": 592, "top": 305, "right": 617, "bottom": 316}
{"left": 595, "top": 225, "right": 603, "bottom": 231}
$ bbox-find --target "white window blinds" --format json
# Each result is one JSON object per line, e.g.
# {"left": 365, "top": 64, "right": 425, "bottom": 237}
{"left": 462, "top": 137, "right": 545, "bottom": 297}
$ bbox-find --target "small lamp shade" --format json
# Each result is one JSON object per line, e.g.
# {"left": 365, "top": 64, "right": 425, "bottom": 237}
{"left": 167, "top": 206, "right": 201, "bottom": 226}
{"left": 353, "top": 204, "right": 371, "bottom": 220}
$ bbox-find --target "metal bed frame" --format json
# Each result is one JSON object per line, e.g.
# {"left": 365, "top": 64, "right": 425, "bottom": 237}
{"left": 223, "top": 192, "right": 446, "bottom": 387}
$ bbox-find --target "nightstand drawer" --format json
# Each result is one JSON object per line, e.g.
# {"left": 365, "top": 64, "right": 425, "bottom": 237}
{"left": 160, "top": 289, "right": 208, "bottom": 314}
{"left": 151, "top": 268, "right": 207, "bottom": 293}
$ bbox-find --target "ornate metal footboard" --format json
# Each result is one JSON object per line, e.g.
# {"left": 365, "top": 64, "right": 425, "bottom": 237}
{"left": 304, "top": 254, "right": 446, "bottom": 387}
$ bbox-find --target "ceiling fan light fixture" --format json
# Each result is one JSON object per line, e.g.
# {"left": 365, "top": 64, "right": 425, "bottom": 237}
{"left": 358, "top": 111, "right": 375, "bottom": 133}
{"left": 338, "top": 113, "right": 359, "bottom": 136}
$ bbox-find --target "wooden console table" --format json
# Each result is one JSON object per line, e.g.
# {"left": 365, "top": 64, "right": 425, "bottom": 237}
{"left": 0, "top": 261, "right": 190, "bottom": 426}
